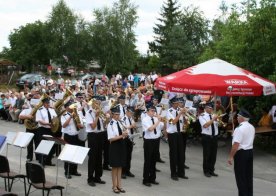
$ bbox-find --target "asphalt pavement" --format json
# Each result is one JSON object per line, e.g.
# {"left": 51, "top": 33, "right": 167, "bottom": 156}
{"left": 1, "top": 120, "right": 276, "bottom": 196}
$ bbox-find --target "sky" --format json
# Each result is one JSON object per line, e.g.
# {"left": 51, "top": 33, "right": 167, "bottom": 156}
{"left": 0, "top": 0, "right": 244, "bottom": 54}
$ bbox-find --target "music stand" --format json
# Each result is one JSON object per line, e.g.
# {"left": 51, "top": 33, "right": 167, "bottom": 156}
{"left": 43, "top": 135, "right": 67, "bottom": 184}
{"left": 58, "top": 144, "right": 89, "bottom": 196}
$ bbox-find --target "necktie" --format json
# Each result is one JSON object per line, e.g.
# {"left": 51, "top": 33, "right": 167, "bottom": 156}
{"left": 209, "top": 114, "right": 215, "bottom": 136}
{"left": 274, "top": 110, "right": 276, "bottom": 117}
{"left": 97, "top": 118, "right": 101, "bottom": 130}
{"left": 176, "top": 111, "right": 180, "bottom": 132}
{"left": 151, "top": 118, "right": 157, "bottom": 134}
{"left": 123, "top": 106, "right": 126, "bottom": 115}
{"left": 80, "top": 102, "right": 86, "bottom": 116}
{"left": 128, "top": 117, "right": 134, "bottom": 134}
{"left": 117, "top": 122, "right": 122, "bottom": 135}
{"left": 47, "top": 108, "right": 52, "bottom": 123}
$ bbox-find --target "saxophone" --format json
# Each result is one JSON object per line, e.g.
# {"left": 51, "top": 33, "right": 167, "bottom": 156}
{"left": 24, "top": 93, "right": 48, "bottom": 130}
{"left": 51, "top": 88, "right": 73, "bottom": 133}
{"left": 69, "top": 103, "right": 82, "bottom": 131}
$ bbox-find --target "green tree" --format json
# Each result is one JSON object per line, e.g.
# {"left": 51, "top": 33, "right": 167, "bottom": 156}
{"left": 8, "top": 21, "right": 49, "bottom": 72}
{"left": 45, "top": 0, "right": 78, "bottom": 67}
{"left": 149, "top": 0, "right": 181, "bottom": 69}
{"left": 91, "top": 0, "right": 138, "bottom": 75}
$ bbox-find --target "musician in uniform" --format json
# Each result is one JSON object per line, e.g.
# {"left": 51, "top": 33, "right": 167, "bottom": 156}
{"left": 166, "top": 97, "right": 188, "bottom": 181}
{"left": 152, "top": 96, "right": 165, "bottom": 164}
{"left": 121, "top": 106, "right": 136, "bottom": 178}
{"left": 86, "top": 96, "right": 106, "bottom": 186}
{"left": 178, "top": 97, "right": 190, "bottom": 169}
{"left": 35, "top": 97, "right": 57, "bottom": 166}
{"left": 118, "top": 95, "right": 128, "bottom": 119}
{"left": 19, "top": 94, "right": 40, "bottom": 161}
{"left": 228, "top": 109, "right": 255, "bottom": 196}
{"left": 199, "top": 102, "right": 219, "bottom": 177}
{"left": 61, "top": 100, "right": 83, "bottom": 179}
{"left": 142, "top": 105, "right": 164, "bottom": 186}
{"left": 107, "top": 105, "right": 128, "bottom": 193}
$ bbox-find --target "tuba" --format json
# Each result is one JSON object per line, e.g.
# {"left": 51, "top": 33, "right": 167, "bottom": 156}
{"left": 51, "top": 88, "right": 73, "bottom": 133}
{"left": 24, "top": 93, "right": 49, "bottom": 130}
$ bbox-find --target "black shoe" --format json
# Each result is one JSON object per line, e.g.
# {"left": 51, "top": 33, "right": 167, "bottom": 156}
{"left": 143, "top": 182, "right": 151, "bottom": 187}
{"left": 45, "top": 162, "right": 56, "bottom": 166}
{"left": 150, "top": 181, "right": 159, "bottom": 185}
{"left": 171, "top": 176, "right": 179, "bottom": 181}
{"left": 65, "top": 174, "right": 72, "bottom": 179}
{"left": 126, "top": 172, "right": 135, "bottom": 177}
{"left": 94, "top": 179, "right": 106, "bottom": 184}
{"left": 103, "top": 166, "right": 111, "bottom": 171}
{"left": 210, "top": 172, "right": 218, "bottom": 177}
{"left": 122, "top": 173, "right": 127, "bottom": 179}
{"left": 184, "top": 165, "right": 190, "bottom": 169}
{"left": 204, "top": 172, "right": 211, "bottom": 177}
{"left": 155, "top": 168, "right": 161, "bottom": 172}
{"left": 71, "top": 172, "right": 81, "bottom": 176}
{"left": 178, "top": 175, "right": 189, "bottom": 179}
{"left": 157, "top": 159, "right": 165, "bottom": 163}
{"left": 88, "top": 181, "right": 96, "bottom": 187}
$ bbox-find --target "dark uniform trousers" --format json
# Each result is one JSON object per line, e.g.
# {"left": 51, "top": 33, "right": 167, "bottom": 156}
{"left": 103, "top": 131, "right": 110, "bottom": 168}
{"left": 202, "top": 134, "right": 218, "bottom": 174}
{"left": 143, "top": 138, "right": 159, "bottom": 183}
{"left": 36, "top": 127, "right": 55, "bottom": 164}
{"left": 234, "top": 149, "right": 253, "bottom": 196}
{"left": 181, "top": 132, "right": 188, "bottom": 165}
{"left": 168, "top": 132, "right": 185, "bottom": 177}
{"left": 64, "top": 133, "right": 81, "bottom": 175}
{"left": 122, "top": 138, "right": 133, "bottom": 174}
{"left": 26, "top": 128, "right": 38, "bottom": 161}
{"left": 87, "top": 132, "right": 105, "bottom": 183}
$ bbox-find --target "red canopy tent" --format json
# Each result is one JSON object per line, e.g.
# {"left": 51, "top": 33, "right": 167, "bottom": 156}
{"left": 155, "top": 58, "right": 276, "bottom": 96}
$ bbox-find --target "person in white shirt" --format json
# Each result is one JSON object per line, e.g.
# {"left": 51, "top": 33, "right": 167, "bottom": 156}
{"left": 166, "top": 97, "right": 188, "bottom": 181}
{"left": 118, "top": 95, "right": 128, "bottom": 119}
{"left": 107, "top": 105, "right": 128, "bottom": 193}
{"left": 228, "top": 109, "right": 255, "bottom": 196}
{"left": 199, "top": 102, "right": 219, "bottom": 177}
{"left": 35, "top": 97, "right": 57, "bottom": 166}
{"left": 127, "top": 72, "right": 134, "bottom": 87}
{"left": 270, "top": 105, "right": 276, "bottom": 129}
{"left": 121, "top": 106, "right": 136, "bottom": 179}
{"left": 61, "top": 100, "right": 83, "bottom": 179}
{"left": 86, "top": 97, "right": 106, "bottom": 187}
{"left": 142, "top": 105, "right": 164, "bottom": 187}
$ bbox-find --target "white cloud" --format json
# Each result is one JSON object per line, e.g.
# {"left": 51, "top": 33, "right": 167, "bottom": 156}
{"left": 0, "top": 0, "right": 243, "bottom": 54}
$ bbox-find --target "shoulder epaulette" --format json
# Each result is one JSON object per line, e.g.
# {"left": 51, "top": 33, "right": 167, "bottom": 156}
{"left": 110, "top": 120, "right": 114, "bottom": 125}
{"left": 169, "top": 109, "right": 173, "bottom": 112}
{"left": 89, "top": 110, "right": 92, "bottom": 114}
{"left": 123, "top": 117, "right": 126, "bottom": 121}
{"left": 39, "top": 107, "right": 43, "bottom": 110}
{"left": 200, "top": 113, "right": 204, "bottom": 116}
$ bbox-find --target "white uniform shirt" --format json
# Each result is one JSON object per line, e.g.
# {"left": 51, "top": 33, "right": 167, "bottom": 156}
{"left": 61, "top": 112, "right": 78, "bottom": 135}
{"left": 35, "top": 106, "right": 57, "bottom": 128}
{"left": 122, "top": 115, "right": 135, "bottom": 137}
{"left": 270, "top": 105, "right": 276, "bottom": 123}
{"left": 85, "top": 109, "right": 104, "bottom": 133}
{"left": 166, "top": 107, "right": 184, "bottom": 133}
{"left": 232, "top": 121, "right": 255, "bottom": 150}
{"left": 140, "top": 111, "right": 147, "bottom": 121}
{"left": 119, "top": 104, "right": 127, "bottom": 119}
{"left": 199, "top": 112, "right": 219, "bottom": 136}
{"left": 142, "top": 114, "right": 163, "bottom": 139}
{"left": 107, "top": 119, "right": 124, "bottom": 140}
{"left": 19, "top": 108, "right": 32, "bottom": 116}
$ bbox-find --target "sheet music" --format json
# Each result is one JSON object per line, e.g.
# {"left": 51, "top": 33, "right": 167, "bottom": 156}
{"left": 13, "top": 132, "right": 34, "bottom": 148}
{"left": 0, "top": 135, "right": 7, "bottom": 154}
{"left": 185, "top": 100, "right": 193, "bottom": 108}
{"left": 160, "top": 98, "right": 169, "bottom": 105}
{"left": 35, "top": 140, "right": 55, "bottom": 155}
{"left": 6, "top": 132, "right": 17, "bottom": 144}
{"left": 58, "top": 144, "right": 89, "bottom": 164}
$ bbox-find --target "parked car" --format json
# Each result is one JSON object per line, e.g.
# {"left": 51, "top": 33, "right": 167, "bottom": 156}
{"left": 16, "top": 73, "right": 43, "bottom": 89}
{"left": 78, "top": 72, "right": 109, "bottom": 82}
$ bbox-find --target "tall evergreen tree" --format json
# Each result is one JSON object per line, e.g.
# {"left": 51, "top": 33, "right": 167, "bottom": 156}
{"left": 148, "top": 0, "right": 181, "bottom": 58}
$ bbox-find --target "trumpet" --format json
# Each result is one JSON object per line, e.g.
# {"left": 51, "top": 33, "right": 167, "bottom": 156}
{"left": 88, "top": 98, "right": 107, "bottom": 121}
{"left": 216, "top": 113, "right": 227, "bottom": 128}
